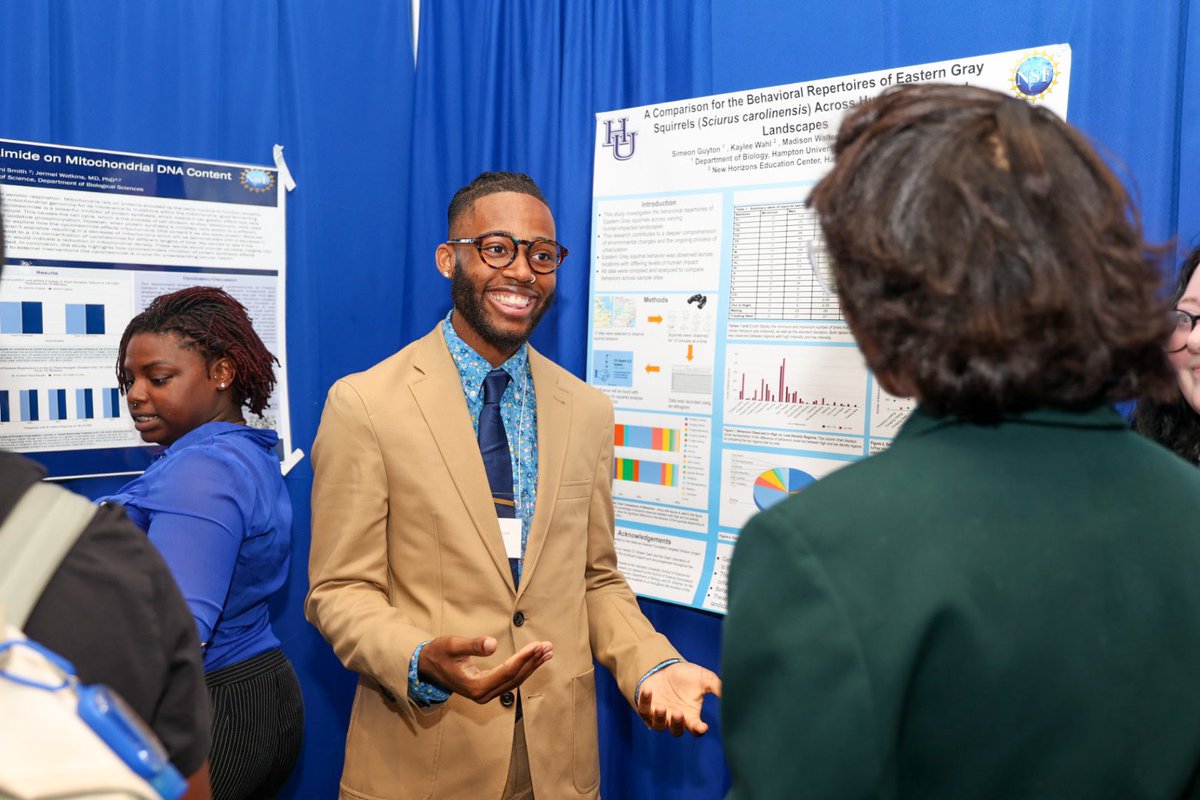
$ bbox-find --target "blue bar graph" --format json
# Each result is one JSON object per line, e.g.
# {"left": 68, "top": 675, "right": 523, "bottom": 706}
{"left": 102, "top": 387, "right": 121, "bottom": 419}
{"left": 20, "top": 389, "right": 38, "bottom": 421}
{"left": 66, "top": 303, "right": 106, "bottom": 335}
{"left": 76, "top": 388, "right": 95, "bottom": 419}
{"left": 49, "top": 389, "right": 67, "bottom": 421}
{"left": 87, "top": 304, "right": 105, "bottom": 334}
{"left": 21, "top": 302, "right": 43, "bottom": 334}
{"left": 0, "top": 301, "right": 44, "bottom": 334}
{"left": 0, "top": 390, "right": 8, "bottom": 423}
{"left": 66, "top": 304, "right": 85, "bottom": 334}
{"left": 0, "top": 302, "right": 19, "bottom": 333}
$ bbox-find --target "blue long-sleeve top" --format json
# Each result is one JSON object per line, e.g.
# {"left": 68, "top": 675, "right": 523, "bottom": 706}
{"left": 100, "top": 421, "right": 292, "bottom": 672}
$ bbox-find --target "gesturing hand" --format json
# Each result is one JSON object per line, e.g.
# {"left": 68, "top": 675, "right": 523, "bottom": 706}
{"left": 418, "top": 635, "right": 553, "bottom": 703}
{"left": 637, "top": 662, "right": 722, "bottom": 737}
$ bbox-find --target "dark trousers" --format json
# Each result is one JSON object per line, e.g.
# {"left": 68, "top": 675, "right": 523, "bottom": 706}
{"left": 206, "top": 647, "right": 304, "bottom": 800}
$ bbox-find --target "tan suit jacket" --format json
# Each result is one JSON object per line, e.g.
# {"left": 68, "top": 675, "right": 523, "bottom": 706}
{"left": 307, "top": 325, "right": 680, "bottom": 800}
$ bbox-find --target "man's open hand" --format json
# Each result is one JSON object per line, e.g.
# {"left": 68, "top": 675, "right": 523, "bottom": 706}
{"left": 419, "top": 635, "right": 553, "bottom": 703}
{"left": 637, "top": 662, "right": 722, "bottom": 736}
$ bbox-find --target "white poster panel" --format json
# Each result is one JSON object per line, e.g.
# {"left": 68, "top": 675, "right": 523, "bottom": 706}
{"left": 0, "top": 139, "right": 293, "bottom": 478}
{"left": 589, "top": 46, "right": 1072, "bottom": 612}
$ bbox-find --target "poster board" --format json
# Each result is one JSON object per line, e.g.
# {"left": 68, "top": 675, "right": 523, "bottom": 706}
{"left": 588, "top": 45, "right": 1072, "bottom": 612}
{"left": 0, "top": 139, "right": 293, "bottom": 478}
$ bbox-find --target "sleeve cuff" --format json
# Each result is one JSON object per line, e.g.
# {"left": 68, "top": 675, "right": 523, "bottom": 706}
{"left": 635, "top": 658, "right": 683, "bottom": 704}
{"left": 408, "top": 640, "right": 452, "bottom": 705}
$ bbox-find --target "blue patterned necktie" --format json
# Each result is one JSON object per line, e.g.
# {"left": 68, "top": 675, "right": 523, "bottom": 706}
{"left": 479, "top": 368, "right": 519, "bottom": 584}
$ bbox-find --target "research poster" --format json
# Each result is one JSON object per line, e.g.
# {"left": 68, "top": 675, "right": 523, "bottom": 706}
{"left": 0, "top": 139, "right": 292, "bottom": 479}
{"left": 589, "top": 45, "right": 1072, "bottom": 612}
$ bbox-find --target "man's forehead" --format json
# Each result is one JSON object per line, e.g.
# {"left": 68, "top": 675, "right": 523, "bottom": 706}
{"left": 458, "top": 191, "right": 554, "bottom": 234}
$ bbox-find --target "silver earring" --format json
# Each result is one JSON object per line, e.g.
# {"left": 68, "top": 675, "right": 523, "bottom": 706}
{"left": 526, "top": 274, "right": 536, "bottom": 284}
{"left": 219, "top": 383, "right": 226, "bottom": 390}
{"left": 443, "top": 271, "right": 449, "bottom": 277}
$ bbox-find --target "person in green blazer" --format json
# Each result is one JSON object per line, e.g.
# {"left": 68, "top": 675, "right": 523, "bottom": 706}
{"left": 722, "top": 83, "right": 1200, "bottom": 799}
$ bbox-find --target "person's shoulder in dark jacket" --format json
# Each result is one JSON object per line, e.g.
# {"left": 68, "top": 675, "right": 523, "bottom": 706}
{"left": 1, "top": 450, "right": 213, "bottom": 776}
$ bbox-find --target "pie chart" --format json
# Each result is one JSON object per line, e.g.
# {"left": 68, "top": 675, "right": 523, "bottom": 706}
{"left": 753, "top": 467, "right": 815, "bottom": 511}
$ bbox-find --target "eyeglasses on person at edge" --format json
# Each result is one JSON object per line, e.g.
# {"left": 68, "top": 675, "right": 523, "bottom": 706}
{"left": 1169, "top": 309, "right": 1200, "bottom": 353}
{"left": 445, "top": 231, "right": 569, "bottom": 274}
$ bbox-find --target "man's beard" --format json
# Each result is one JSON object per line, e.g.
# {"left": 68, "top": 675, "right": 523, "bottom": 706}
{"left": 451, "top": 256, "right": 555, "bottom": 354}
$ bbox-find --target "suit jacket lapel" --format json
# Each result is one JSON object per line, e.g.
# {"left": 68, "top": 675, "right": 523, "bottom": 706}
{"left": 409, "top": 327, "right": 516, "bottom": 593}
{"left": 518, "top": 347, "right": 571, "bottom": 599}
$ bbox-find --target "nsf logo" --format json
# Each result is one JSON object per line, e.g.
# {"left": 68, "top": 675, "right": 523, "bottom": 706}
{"left": 240, "top": 167, "right": 275, "bottom": 193}
{"left": 1011, "top": 52, "right": 1059, "bottom": 103}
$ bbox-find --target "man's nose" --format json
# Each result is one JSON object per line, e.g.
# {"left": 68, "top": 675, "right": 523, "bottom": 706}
{"left": 503, "top": 245, "right": 537, "bottom": 282}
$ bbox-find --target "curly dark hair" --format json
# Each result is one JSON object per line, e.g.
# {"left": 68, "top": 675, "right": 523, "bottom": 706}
{"left": 1132, "top": 246, "right": 1200, "bottom": 461}
{"left": 116, "top": 286, "right": 278, "bottom": 416}
{"left": 447, "top": 171, "right": 549, "bottom": 234}
{"left": 808, "top": 83, "right": 1175, "bottom": 422}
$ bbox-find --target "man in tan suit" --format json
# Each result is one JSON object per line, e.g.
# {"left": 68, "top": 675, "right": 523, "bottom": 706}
{"left": 308, "top": 172, "right": 720, "bottom": 799}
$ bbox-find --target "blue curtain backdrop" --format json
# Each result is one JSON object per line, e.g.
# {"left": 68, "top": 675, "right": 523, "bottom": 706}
{"left": 0, "top": 2, "right": 1196, "bottom": 797}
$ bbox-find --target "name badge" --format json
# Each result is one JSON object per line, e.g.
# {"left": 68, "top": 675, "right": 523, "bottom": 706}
{"left": 499, "top": 517, "right": 522, "bottom": 560}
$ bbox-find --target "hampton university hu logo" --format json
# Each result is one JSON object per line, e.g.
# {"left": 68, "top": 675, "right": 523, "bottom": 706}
{"left": 603, "top": 117, "right": 637, "bottom": 161}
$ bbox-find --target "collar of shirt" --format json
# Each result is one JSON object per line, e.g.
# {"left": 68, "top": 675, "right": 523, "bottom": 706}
{"left": 160, "top": 420, "right": 279, "bottom": 460}
{"left": 441, "top": 311, "right": 532, "bottom": 402}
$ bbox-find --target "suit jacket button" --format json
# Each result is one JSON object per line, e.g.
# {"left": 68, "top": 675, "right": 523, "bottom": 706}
{"left": 500, "top": 691, "right": 515, "bottom": 707}
{"left": 380, "top": 686, "right": 397, "bottom": 703}
{"left": 512, "top": 611, "right": 525, "bottom": 627}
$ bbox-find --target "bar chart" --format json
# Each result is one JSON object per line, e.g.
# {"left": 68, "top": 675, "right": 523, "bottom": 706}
{"left": 614, "top": 457, "right": 678, "bottom": 487}
{"left": 0, "top": 386, "right": 124, "bottom": 425}
{"left": 0, "top": 301, "right": 112, "bottom": 335}
{"left": 0, "top": 301, "right": 44, "bottom": 334}
{"left": 65, "top": 303, "right": 106, "bottom": 335}
{"left": 101, "top": 387, "right": 121, "bottom": 419}
{"left": 48, "top": 389, "right": 69, "bottom": 421}
{"left": 615, "top": 423, "right": 680, "bottom": 452}
{"left": 79, "top": 388, "right": 120, "bottom": 420}
{"left": 724, "top": 344, "right": 869, "bottom": 433}
{"left": 20, "top": 389, "right": 39, "bottom": 421}
{"left": 612, "top": 411, "right": 711, "bottom": 513}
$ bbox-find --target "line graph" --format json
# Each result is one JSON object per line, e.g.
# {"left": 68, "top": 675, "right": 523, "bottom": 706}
{"left": 869, "top": 382, "right": 917, "bottom": 438}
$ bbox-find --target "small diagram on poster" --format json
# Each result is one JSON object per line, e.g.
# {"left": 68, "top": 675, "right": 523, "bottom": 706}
{"left": 591, "top": 291, "right": 717, "bottom": 413}
{"left": 718, "top": 449, "right": 849, "bottom": 532}
{"left": 612, "top": 410, "right": 710, "bottom": 533}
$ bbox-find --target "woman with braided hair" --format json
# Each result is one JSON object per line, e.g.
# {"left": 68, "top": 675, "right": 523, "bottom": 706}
{"left": 101, "top": 286, "right": 302, "bottom": 799}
